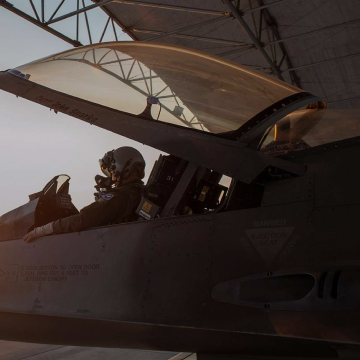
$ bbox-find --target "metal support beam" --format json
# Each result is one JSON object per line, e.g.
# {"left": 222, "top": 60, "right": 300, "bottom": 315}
{"left": 47, "top": 0, "right": 114, "bottom": 25}
{"left": 82, "top": 0, "right": 93, "bottom": 44}
{"left": 92, "top": 0, "right": 139, "bottom": 41}
{"left": 243, "top": 0, "right": 292, "bottom": 14}
{"left": 99, "top": 16, "right": 111, "bottom": 42}
{"left": 258, "top": 9, "right": 263, "bottom": 42}
{"left": 48, "top": 0, "right": 66, "bottom": 23}
{"left": 283, "top": 52, "right": 360, "bottom": 72}
{"left": 256, "top": 0, "right": 301, "bottom": 88}
{"left": 113, "top": 0, "right": 229, "bottom": 16}
{"left": 144, "top": 16, "right": 230, "bottom": 42}
{"left": 41, "top": 0, "right": 44, "bottom": 23}
{"left": 267, "top": 18, "right": 360, "bottom": 46}
{"left": 223, "top": 0, "right": 284, "bottom": 81}
{"left": 132, "top": 28, "right": 253, "bottom": 47}
{"left": 216, "top": 47, "right": 255, "bottom": 57}
{"left": 76, "top": 0, "right": 79, "bottom": 41}
{"left": 111, "top": 18, "right": 118, "bottom": 41}
{"left": 327, "top": 95, "right": 360, "bottom": 105}
{"left": 0, "top": 0, "right": 82, "bottom": 47}
{"left": 100, "top": 57, "right": 133, "bottom": 65}
{"left": 29, "top": 0, "right": 40, "bottom": 22}
{"left": 130, "top": 75, "right": 159, "bottom": 82}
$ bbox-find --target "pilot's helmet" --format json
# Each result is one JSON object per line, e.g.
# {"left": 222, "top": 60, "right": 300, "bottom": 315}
{"left": 99, "top": 146, "right": 145, "bottom": 180}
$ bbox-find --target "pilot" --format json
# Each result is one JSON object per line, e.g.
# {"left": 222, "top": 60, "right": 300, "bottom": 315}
{"left": 23, "top": 147, "right": 145, "bottom": 242}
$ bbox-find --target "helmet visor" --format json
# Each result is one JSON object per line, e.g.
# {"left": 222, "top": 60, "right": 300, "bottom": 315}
{"left": 99, "top": 158, "right": 111, "bottom": 177}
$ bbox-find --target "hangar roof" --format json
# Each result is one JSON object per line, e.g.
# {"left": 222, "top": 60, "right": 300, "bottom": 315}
{"left": 96, "top": 0, "right": 360, "bottom": 109}
{"left": 2, "top": 0, "right": 360, "bottom": 108}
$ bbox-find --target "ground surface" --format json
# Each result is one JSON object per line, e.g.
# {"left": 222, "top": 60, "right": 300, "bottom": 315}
{"left": 0, "top": 341, "right": 180, "bottom": 360}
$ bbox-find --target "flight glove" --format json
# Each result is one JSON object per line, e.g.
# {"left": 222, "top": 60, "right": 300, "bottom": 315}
{"left": 23, "top": 222, "right": 54, "bottom": 243}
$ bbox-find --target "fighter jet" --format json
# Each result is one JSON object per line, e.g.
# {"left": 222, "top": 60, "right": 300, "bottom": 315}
{"left": 0, "top": 42, "right": 359, "bottom": 360}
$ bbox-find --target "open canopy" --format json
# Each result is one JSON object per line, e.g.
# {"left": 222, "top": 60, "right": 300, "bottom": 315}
{"left": 1, "top": 41, "right": 312, "bottom": 183}
{"left": 6, "top": 40, "right": 360, "bottom": 179}
{"left": 14, "top": 42, "right": 301, "bottom": 134}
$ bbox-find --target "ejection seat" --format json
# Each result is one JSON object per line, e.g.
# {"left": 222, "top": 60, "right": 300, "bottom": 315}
{"left": 0, "top": 175, "right": 79, "bottom": 241}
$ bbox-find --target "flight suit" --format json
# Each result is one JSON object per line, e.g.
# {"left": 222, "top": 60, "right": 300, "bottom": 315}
{"left": 53, "top": 179, "right": 144, "bottom": 234}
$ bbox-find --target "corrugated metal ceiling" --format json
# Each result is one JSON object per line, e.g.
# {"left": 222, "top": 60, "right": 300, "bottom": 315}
{"left": 96, "top": 0, "right": 360, "bottom": 108}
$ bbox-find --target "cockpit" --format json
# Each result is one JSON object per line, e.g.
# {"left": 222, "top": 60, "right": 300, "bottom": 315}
{"left": 0, "top": 158, "right": 229, "bottom": 241}
{"left": 2, "top": 42, "right": 360, "bottom": 241}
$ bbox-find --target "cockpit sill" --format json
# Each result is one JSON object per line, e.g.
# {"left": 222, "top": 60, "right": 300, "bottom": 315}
{"left": 280, "top": 134, "right": 360, "bottom": 161}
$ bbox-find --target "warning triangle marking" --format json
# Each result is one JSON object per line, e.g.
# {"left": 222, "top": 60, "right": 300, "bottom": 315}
{"left": 245, "top": 227, "right": 294, "bottom": 264}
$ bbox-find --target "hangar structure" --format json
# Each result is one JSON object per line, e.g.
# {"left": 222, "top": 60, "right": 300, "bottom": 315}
{"left": 1, "top": 0, "right": 360, "bottom": 108}
{"left": 1, "top": 1, "right": 360, "bottom": 360}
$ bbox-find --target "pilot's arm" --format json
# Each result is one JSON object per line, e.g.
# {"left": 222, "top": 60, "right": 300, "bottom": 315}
{"left": 53, "top": 191, "right": 133, "bottom": 234}
{"left": 23, "top": 185, "right": 141, "bottom": 242}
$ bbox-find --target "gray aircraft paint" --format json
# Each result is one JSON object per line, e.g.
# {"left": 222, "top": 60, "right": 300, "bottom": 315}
{"left": 0, "top": 63, "right": 360, "bottom": 360}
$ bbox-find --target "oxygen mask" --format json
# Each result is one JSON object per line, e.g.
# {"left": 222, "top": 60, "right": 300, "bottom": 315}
{"left": 94, "top": 174, "right": 113, "bottom": 192}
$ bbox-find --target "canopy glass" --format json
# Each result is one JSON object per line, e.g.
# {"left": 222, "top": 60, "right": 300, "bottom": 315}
{"left": 14, "top": 42, "right": 300, "bottom": 134}
{"left": 260, "top": 108, "right": 360, "bottom": 156}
